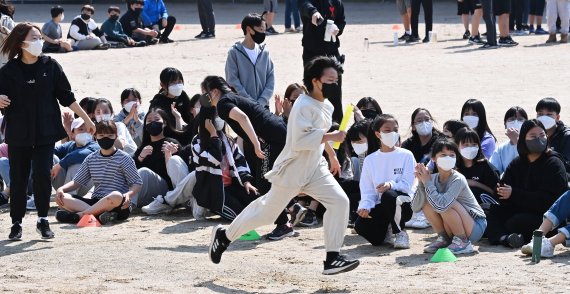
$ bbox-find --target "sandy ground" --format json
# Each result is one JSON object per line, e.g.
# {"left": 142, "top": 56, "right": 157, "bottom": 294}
{"left": 1, "top": 2, "right": 570, "bottom": 293}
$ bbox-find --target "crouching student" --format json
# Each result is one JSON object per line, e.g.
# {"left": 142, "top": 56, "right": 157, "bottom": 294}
{"left": 355, "top": 114, "right": 415, "bottom": 249}
{"left": 412, "top": 139, "right": 487, "bottom": 255}
{"left": 521, "top": 190, "right": 570, "bottom": 258}
{"left": 52, "top": 118, "right": 100, "bottom": 196}
{"left": 55, "top": 120, "right": 142, "bottom": 225}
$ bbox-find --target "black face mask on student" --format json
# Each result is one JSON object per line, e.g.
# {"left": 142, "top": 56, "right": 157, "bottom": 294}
{"left": 81, "top": 13, "right": 91, "bottom": 21}
{"left": 146, "top": 121, "right": 164, "bottom": 136}
{"left": 251, "top": 30, "right": 266, "bottom": 44}
{"left": 134, "top": 8, "right": 143, "bottom": 14}
{"left": 361, "top": 109, "right": 378, "bottom": 119}
{"left": 321, "top": 82, "right": 340, "bottom": 100}
{"left": 526, "top": 137, "right": 547, "bottom": 154}
{"left": 97, "top": 137, "right": 115, "bottom": 150}
{"left": 109, "top": 15, "right": 119, "bottom": 21}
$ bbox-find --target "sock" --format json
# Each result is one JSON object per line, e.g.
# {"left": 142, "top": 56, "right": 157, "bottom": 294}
{"left": 456, "top": 234, "right": 468, "bottom": 242}
{"left": 405, "top": 30, "right": 411, "bottom": 35}
{"left": 37, "top": 217, "right": 48, "bottom": 223}
{"left": 537, "top": 25, "right": 541, "bottom": 29}
{"left": 219, "top": 229, "right": 231, "bottom": 244}
{"left": 326, "top": 251, "right": 340, "bottom": 264}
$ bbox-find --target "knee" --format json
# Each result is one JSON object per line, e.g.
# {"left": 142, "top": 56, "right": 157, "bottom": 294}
{"left": 168, "top": 16, "right": 176, "bottom": 23}
{"left": 138, "top": 167, "right": 153, "bottom": 179}
{"left": 105, "top": 191, "right": 124, "bottom": 206}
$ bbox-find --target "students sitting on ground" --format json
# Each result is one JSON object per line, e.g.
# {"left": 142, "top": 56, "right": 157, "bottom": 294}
{"left": 114, "top": 88, "right": 146, "bottom": 147}
{"left": 67, "top": 5, "right": 110, "bottom": 50}
{"left": 42, "top": 6, "right": 73, "bottom": 53}
{"left": 490, "top": 106, "right": 528, "bottom": 175}
{"left": 54, "top": 120, "right": 143, "bottom": 225}
{"left": 101, "top": 6, "right": 145, "bottom": 48}
{"left": 141, "top": 0, "right": 176, "bottom": 43}
{"left": 120, "top": 0, "right": 159, "bottom": 45}
{"left": 93, "top": 98, "right": 137, "bottom": 156}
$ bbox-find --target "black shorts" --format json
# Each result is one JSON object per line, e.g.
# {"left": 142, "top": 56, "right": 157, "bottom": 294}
{"left": 73, "top": 195, "right": 131, "bottom": 221}
{"left": 493, "top": 0, "right": 511, "bottom": 15}
{"left": 457, "top": 0, "right": 482, "bottom": 15}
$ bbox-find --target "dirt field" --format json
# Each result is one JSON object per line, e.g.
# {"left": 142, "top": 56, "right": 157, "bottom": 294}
{"left": 1, "top": 2, "right": 569, "bottom": 293}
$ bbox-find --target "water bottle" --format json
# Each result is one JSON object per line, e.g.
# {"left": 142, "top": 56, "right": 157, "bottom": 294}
{"left": 531, "top": 230, "right": 543, "bottom": 263}
{"left": 364, "top": 38, "right": 369, "bottom": 50}
{"left": 393, "top": 32, "right": 399, "bottom": 46}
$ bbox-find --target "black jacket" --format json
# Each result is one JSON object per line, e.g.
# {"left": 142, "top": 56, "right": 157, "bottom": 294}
{"left": 298, "top": 0, "right": 346, "bottom": 54}
{"left": 0, "top": 56, "right": 75, "bottom": 146}
{"left": 148, "top": 91, "right": 192, "bottom": 126}
{"left": 549, "top": 121, "right": 570, "bottom": 173}
{"left": 120, "top": 9, "right": 144, "bottom": 37}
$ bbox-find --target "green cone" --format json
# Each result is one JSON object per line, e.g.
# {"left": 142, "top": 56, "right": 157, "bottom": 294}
{"left": 430, "top": 248, "right": 458, "bottom": 263}
{"left": 239, "top": 230, "right": 261, "bottom": 241}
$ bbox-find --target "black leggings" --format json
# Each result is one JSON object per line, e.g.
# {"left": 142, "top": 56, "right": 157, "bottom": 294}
{"left": 485, "top": 205, "right": 543, "bottom": 244}
{"left": 411, "top": 0, "right": 433, "bottom": 38}
{"left": 509, "top": 0, "right": 523, "bottom": 30}
{"left": 481, "top": 0, "right": 498, "bottom": 45}
{"left": 157, "top": 16, "right": 177, "bottom": 41}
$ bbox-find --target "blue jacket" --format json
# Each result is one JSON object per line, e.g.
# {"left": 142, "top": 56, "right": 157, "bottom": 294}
{"left": 54, "top": 140, "right": 100, "bottom": 169}
{"left": 141, "top": 0, "right": 168, "bottom": 26}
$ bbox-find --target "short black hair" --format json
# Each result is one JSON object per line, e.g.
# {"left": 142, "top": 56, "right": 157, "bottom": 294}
{"left": 517, "top": 119, "right": 547, "bottom": 157}
{"left": 108, "top": 6, "right": 121, "bottom": 14}
{"left": 442, "top": 120, "right": 469, "bottom": 138}
{"left": 535, "top": 97, "right": 561, "bottom": 114}
{"left": 303, "top": 56, "right": 344, "bottom": 92}
{"left": 81, "top": 4, "right": 95, "bottom": 15}
{"left": 503, "top": 106, "right": 528, "bottom": 124}
{"left": 120, "top": 88, "right": 141, "bottom": 104}
{"left": 241, "top": 13, "right": 264, "bottom": 35}
{"left": 127, "top": 0, "right": 144, "bottom": 7}
{"left": 96, "top": 120, "right": 117, "bottom": 135}
{"left": 50, "top": 6, "right": 64, "bottom": 18}
{"left": 347, "top": 119, "right": 372, "bottom": 142}
{"left": 356, "top": 97, "right": 383, "bottom": 116}
{"left": 460, "top": 98, "right": 495, "bottom": 143}
{"left": 431, "top": 138, "right": 460, "bottom": 160}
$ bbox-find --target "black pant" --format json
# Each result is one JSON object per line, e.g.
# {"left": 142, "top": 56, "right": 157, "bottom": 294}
{"left": 481, "top": 0, "right": 498, "bottom": 45}
{"left": 154, "top": 16, "right": 176, "bottom": 41}
{"left": 9, "top": 144, "right": 54, "bottom": 222}
{"left": 411, "top": 0, "right": 433, "bottom": 38}
{"left": 197, "top": 0, "right": 216, "bottom": 33}
{"left": 485, "top": 205, "right": 543, "bottom": 244}
{"left": 339, "top": 179, "right": 360, "bottom": 219}
{"left": 529, "top": 0, "right": 545, "bottom": 16}
{"left": 354, "top": 190, "right": 412, "bottom": 246}
{"left": 509, "top": 0, "right": 523, "bottom": 30}
{"left": 106, "top": 36, "right": 130, "bottom": 45}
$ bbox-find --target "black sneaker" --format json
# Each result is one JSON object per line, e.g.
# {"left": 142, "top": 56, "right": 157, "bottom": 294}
{"left": 135, "top": 41, "right": 147, "bottom": 47}
{"left": 36, "top": 219, "right": 55, "bottom": 239}
{"left": 480, "top": 42, "right": 499, "bottom": 49}
{"left": 55, "top": 209, "right": 81, "bottom": 224}
{"left": 468, "top": 35, "right": 484, "bottom": 45}
{"left": 149, "top": 38, "right": 159, "bottom": 45}
{"left": 159, "top": 38, "right": 175, "bottom": 44}
{"left": 0, "top": 192, "right": 8, "bottom": 207}
{"left": 266, "top": 224, "right": 294, "bottom": 241}
{"left": 266, "top": 27, "right": 279, "bottom": 35}
{"left": 406, "top": 36, "right": 420, "bottom": 43}
{"left": 299, "top": 209, "right": 318, "bottom": 227}
{"left": 98, "top": 211, "right": 118, "bottom": 225}
{"left": 463, "top": 30, "right": 471, "bottom": 39}
{"left": 398, "top": 33, "right": 411, "bottom": 42}
{"left": 195, "top": 31, "right": 207, "bottom": 38}
{"left": 9, "top": 222, "right": 22, "bottom": 241}
{"left": 203, "top": 32, "right": 216, "bottom": 38}
{"left": 422, "top": 36, "right": 430, "bottom": 43}
{"left": 507, "top": 233, "right": 525, "bottom": 248}
{"left": 209, "top": 224, "right": 230, "bottom": 264}
{"left": 323, "top": 255, "right": 360, "bottom": 275}
{"left": 290, "top": 203, "right": 308, "bottom": 227}
{"left": 499, "top": 36, "right": 518, "bottom": 47}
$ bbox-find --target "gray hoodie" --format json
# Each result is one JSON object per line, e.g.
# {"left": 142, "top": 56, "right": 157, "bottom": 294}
{"left": 224, "top": 42, "right": 275, "bottom": 107}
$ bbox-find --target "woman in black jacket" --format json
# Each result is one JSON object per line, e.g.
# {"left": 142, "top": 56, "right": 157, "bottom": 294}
{"left": 486, "top": 119, "right": 569, "bottom": 248}
{"left": 0, "top": 23, "right": 94, "bottom": 240}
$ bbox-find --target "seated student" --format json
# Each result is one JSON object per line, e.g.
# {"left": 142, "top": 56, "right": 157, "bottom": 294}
{"left": 0, "top": 142, "right": 9, "bottom": 205}
{"left": 355, "top": 114, "right": 415, "bottom": 249}
{"left": 274, "top": 83, "right": 306, "bottom": 123}
{"left": 101, "top": 6, "right": 145, "bottom": 48}
{"left": 442, "top": 120, "right": 469, "bottom": 139}
{"left": 490, "top": 106, "right": 528, "bottom": 175}
{"left": 454, "top": 128, "right": 500, "bottom": 214}
{"left": 42, "top": 6, "right": 73, "bottom": 53}
{"left": 93, "top": 98, "right": 137, "bottom": 156}
{"left": 354, "top": 96, "right": 383, "bottom": 122}
{"left": 141, "top": 0, "right": 176, "bottom": 43}
{"left": 521, "top": 190, "right": 570, "bottom": 258}
{"left": 77, "top": 97, "right": 98, "bottom": 120}
{"left": 115, "top": 88, "right": 146, "bottom": 147}
{"left": 67, "top": 5, "right": 110, "bottom": 50}
{"left": 148, "top": 68, "right": 192, "bottom": 134}
{"left": 486, "top": 119, "right": 569, "bottom": 248}
{"left": 460, "top": 99, "right": 496, "bottom": 159}
{"left": 52, "top": 118, "right": 100, "bottom": 197}
{"left": 412, "top": 139, "right": 487, "bottom": 255}
{"left": 120, "top": 0, "right": 159, "bottom": 45}
{"left": 54, "top": 120, "right": 143, "bottom": 225}
{"left": 535, "top": 97, "right": 570, "bottom": 174}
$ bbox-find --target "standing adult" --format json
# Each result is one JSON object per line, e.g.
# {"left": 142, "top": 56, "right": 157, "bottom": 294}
{"left": 0, "top": 23, "right": 95, "bottom": 240}
{"left": 195, "top": 0, "right": 215, "bottom": 38}
{"left": 298, "top": 0, "right": 345, "bottom": 123}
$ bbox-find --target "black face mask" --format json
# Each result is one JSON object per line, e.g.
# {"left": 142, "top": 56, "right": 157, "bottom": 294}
{"left": 109, "top": 15, "right": 119, "bottom": 21}
{"left": 199, "top": 93, "right": 212, "bottom": 108}
{"left": 251, "top": 30, "right": 266, "bottom": 44}
{"left": 146, "top": 121, "right": 164, "bottom": 136}
{"left": 81, "top": 13, "right": 91, "bottom": 21}
{"left": 134, "top": 8, "right": 143, "bottom": 14}
{"left": 526, "top": 137, "right": 547, "bottom": 154}
{"left": 97, "top": 137, "right": 115, "bottom": 150}
{"left": 321, "top": 82, "right": 340, "bottom": 100}
{"left": 361, "top": 109, "right": 378, "bottom": 119}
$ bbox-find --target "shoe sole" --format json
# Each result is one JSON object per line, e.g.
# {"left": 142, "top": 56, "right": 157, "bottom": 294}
{"left": 394, "top": 243, "right": 410, "bottom": 249}
{"left": 291, "top": 208, "right": 308, "bottom": 227}
{"left": 9, "top": 236, "right": 22, "bottom": 241}
{"left": 298, "top": 221, "right": 318, "bottom": 227}
{"left": 36, "top": 228, "right": 54, "bottom": 239}
{"left": 322, "top": 260, "right": 360, "bottom": 275}
{"left": 267, "top": 230, "right": 295, "bottom": 241}
{"left": 449, "top": 246, "right": 474, "bottom": 255}
{"left": 209, "top": 224, "right": 222, "bottom": 264}
{"left": 521, "top": 246, "right": 533, "bottom": 255}
{"left": 142, "top": 206, "right": 172, "bottom": 215}
{"left": 508, "top": 234, "right": 525, "bottom": 248}
{"left": 99, "top": 212, "right": 118, "bottom": 225}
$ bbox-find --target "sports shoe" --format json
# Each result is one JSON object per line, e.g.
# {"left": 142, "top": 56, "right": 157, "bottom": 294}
{"left": 511, "top": 30, "right": 526, "bottom": 36}
{"left": 142, "top": 195, "right": 172, "bottom": 215}
{"left": 204, "top": 32, "right": 216, "bottom": 38}
{"left": 507, "top": 233, "right": 525, "bottom": 248}
{"left": 424, "top": 235, "right": 452, "bottom": 253}
{"left": 189, "top": 197, "right": 207, "bottom": 220}
{"left": 135, "top": 41, "right": 147, "bottom": 47}
{"left": 98, "top": 211, "right": 118, "bottom": 225}
{"left": 406, "top": 36, "right": 420, "bottom": 43}
{"left": 384, "top": 225, "right": 394, "bottom": 245}
{"left": 323, "top": 255, "right": 360, "bottom": 275}
{"left": 447, "top": 236, "right": 474, "bottom": 254}
{"left": 0, "top": 192, "right": 8, "bottom": 207}
{"left": 159, "top": 38, "right": 175, "bottom": 44}
{"left": 209, "top": 224, "right": 230, "bottom": 264}
{"left": 295, "top": 26, "right": 303, "bottom": 33}
{"left": 405, "top": 212, "right": 431, "bottom": 229}
{"left": 422, "top": 36, "right": 430, "bottom": 43}
{"left": 266, "top": 27, "right": 279, "bottom": 35}
{"left": 148, "top": 38, "right": 159, "bottom": 45}
{"left": 285, "top": 27, "right": 296, "bottom": 33}
{"left": 55, "top": 209, "right": 81, "bottom": 224}
{"left": 529, "top": 25, "right": 535, "bottom": 34}
{"left": 499, "top": 36, "right": 518, "bottom": 47}
{"left": 299, "top": 209, "right": 318, "bottom": 227}
{"left": 521, "top": 236, "right": 536, "bottom": 255}
{"left": 290, "top": 203, "right": 308, "bottom": 227}
{"left": 540, "top": 238, "right": 555, "bottom": 258}
{"left": 26, "top": 195, "right": 36, "bottom": 211}
{"left": 463, "top": 30, "right": 471, "bottom": 39}
{"left": 9, "top": 222, "right": 22, "bottom": 241}
{"left": 480, "top": 42, "right": 499, "bottom": 49}
{"left": 398, "top": 33, "right": 411, "bottom": 42}
{"left": 468, "top": 35, "right": 485, "bottom": 45}
{"left": 394, "top": 231, "right": 410, "bottom": 249}
{"left": 534, "top": 27, "right": 549, "bottom": 35}
{"left": 267, "top": 224, "right": 294, "bottom": 241}
{"left": 195, "top": 31, "right": 207, "bottom": 38}
{"left": 36, "top": 219, "right": 55, "bottom": 239}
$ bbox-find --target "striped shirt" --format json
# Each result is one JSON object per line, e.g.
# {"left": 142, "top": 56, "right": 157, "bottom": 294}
{"left": 73, "top": 149, "right": 143, "bottom": 200}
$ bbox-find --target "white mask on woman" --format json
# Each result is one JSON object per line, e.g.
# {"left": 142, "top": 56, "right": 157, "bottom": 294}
{"left": 95, "top": 114, "right": 112, "bottom": 122}
{"left": 168, "top": 83, "right": 184, "bottom": 97}
{"left": 415, "top": 121, "right": 433, "bottom": 136}
{"left": 380, "top": 132, "right": 399, "bottom": 149}
{"left": 463, "top": 115, "right": 479, "bottom": 129}
{"left": 214, "top": 117, "right": 225, "bottom": 131}
{"left": 352, "top": 142, "right": 368, "bottom": 156}
{"left": 22, "top": 40, "right": 44, "bottom": 57}
{"left": 75, "top": 132, "right": 93, "bottom": 146}
{"left": 506, "top": 120, "right": 523, "bottom": 131}
{"left": 123, "top": 101, "right": 142, "bottom": 114}
{"left": 436, "top": 156, "right": 456, "bottom": 171}
{"left": 460, "top": 146, "right": 479, "bottom": 160}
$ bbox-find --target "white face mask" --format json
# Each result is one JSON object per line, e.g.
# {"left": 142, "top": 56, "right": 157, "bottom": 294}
{"left": 168, "top": 83, "right": 184, "bottom": 97}
{"left": 506, "top": 120, "right": 523, "bottom": 131}
{"left": 415, "top": 121, "right": 433, "bottom": 136}
{"left": 463, "top": 115, "right": 479, "bottom": 129}
{"left": 61, "top": 14, "right": 65, "bottom": 21}
{"left": 460, "top": 146, "right": 479, "bottom": 160}
{"left": 436, "top": 156, "right": 456, "bottom": 171}
{"left": 537, "top": 115, "right": 556, "bottom": 130}
{"left": 214, "top": 117, "right": 225, "bottom": 131}
{"left": 123, "top": 101, "right": 140, "bottom": 114}
{"left": 380, "top": 131, "right": 399, "bottom": 149}
{"left": 352, "top": 142, "right": 368, "bottom": 156}
{"left": 75, "top": 132, "right": 93, "bottom": 146}
{"left": 95, "top": 114, "right": 112, "bottom": 122}
{"left": 22, "top": 40, "right": 44, "bottom": 57}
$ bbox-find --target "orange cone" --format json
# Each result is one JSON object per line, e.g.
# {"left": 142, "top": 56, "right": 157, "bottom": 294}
{"left": 392, "top": 24, "right": 401, "bottom": 30}
{"left": 235, "top": 24, "right": 241, "bottom": 29}
{"left": 174, "top": 24, "right": 183, "bottom": 31}
{"left": 77, "top": 214, "right": 101, "bottom": 228}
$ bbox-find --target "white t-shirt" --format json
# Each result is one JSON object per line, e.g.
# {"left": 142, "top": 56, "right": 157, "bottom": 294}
{"left": 243, "top": 44, "right": 260, "bottom": 65}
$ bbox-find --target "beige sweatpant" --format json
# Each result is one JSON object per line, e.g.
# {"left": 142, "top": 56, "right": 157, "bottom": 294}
{"left": 225, "top": 161, "right": 350, "bottom": 252}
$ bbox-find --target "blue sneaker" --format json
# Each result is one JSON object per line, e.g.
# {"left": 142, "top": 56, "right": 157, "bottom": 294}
{"left": 529, "top": 25, "right": 535, "bottom": 34}
{"left": 535, "top": 27, "right": 549, "bottom": 35}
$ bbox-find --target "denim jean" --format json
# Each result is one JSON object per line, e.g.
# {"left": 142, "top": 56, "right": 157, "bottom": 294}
{"left": 284, "top": 0, "right": 300, "bottom": 29}
{"left": 544, "top": 190, "right": 570, "bottom": 247}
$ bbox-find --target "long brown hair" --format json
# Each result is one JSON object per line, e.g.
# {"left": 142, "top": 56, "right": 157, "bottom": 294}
{"left": 1, "top": 22, "right": 41, "bottom": 60}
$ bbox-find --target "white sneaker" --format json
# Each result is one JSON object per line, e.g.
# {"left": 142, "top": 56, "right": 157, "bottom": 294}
{"left": 384, "top": 225, "right": 395, "bottom": 245}
{"left": 394, "top": 231, "right": 410, "bottom": 249}
{"left": 405, "top": 211, "right": 431, "bottom": 229}
{"left": 26, "top": 195, "right": 36, "bottom": 211}
{"left": 541, "top": 238, "right": 555, "bottom": 258}
{"left": 141, "top": 195, "right": 172, "bottom": 215}
{"left": 521, "top": 240, "right": 533, "bottom": 255}
{"left": 190, "top": 197, "right": 206, "bottom": 220}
